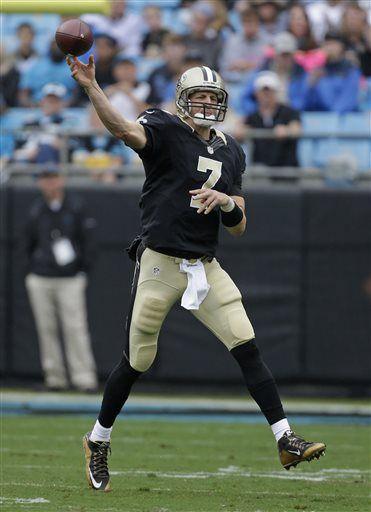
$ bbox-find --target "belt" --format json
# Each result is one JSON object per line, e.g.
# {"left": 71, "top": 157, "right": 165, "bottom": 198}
{"left": 146, "top": 244, "right": 213, "bottom": 263}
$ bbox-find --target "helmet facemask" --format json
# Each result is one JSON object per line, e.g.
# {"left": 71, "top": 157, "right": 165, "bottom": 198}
{"left": 177, "top": 86, "right": 228, "bottom": 127}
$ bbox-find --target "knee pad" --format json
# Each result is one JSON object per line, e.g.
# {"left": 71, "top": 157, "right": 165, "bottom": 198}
{"left": 129, "top": 333, "right": 158, "bottom": 372}
{"left": 129, "top": 294, "right": 168, "bottom": 372}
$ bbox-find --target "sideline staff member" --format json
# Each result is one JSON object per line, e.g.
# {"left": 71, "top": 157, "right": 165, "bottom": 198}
{"left": 24, "top": 167, "right": 98, "bottom": 392}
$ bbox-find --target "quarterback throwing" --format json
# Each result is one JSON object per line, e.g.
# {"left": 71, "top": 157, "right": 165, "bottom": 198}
{"left": 67, "top": 55, "right": 326, "bottom": 492}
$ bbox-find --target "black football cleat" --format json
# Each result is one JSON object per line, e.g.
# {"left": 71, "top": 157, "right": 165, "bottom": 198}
{"left": 83, "top": 432, "right": 111, "bottom": 491}
{"left": 278, "top": 430, "right": 326, "bottom": 470}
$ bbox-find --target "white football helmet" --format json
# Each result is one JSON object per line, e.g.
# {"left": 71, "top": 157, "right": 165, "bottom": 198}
{"left": 175, "top": 66, "right": 228, "bottom": 127}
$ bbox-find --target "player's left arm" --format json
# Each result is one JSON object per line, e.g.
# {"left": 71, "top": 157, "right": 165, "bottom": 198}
{"left": 188, "top": 189, "right": 246, "bottom": 237}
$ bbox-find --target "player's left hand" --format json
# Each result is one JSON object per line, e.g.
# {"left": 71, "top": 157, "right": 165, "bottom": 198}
{"left": 189, "top": 188, "right": 230, "bottom": 215}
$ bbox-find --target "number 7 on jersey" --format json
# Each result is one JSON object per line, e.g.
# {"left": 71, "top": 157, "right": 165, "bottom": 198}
{"left": 190, "top": 156, "right": 222, "bottom": 209}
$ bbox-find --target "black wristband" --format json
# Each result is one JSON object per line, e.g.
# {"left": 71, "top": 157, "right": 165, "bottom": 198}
{"left": 221, "top": 202, "right": 243, "bottom": 227}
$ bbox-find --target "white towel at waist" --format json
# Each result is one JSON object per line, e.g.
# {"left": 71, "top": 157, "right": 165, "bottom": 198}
{"left": 179, "top": 259, "right": 210, "bottom": 310}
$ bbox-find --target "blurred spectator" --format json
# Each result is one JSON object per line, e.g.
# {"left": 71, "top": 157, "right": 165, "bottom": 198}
{"left": 147, "top": 33, "right": 187, "bottom": 107}
{"left": 184, "top": 1, "right": 223, "bottom": 70}
{"left": 287, "top": 4, "right": 317, "bottom": 51}
{"left": 206, "top": 0, "right": 231, "bottom": 34}
{"left": 0, "top": 46, "right": 20, "bottom": 107}
{"left": 18, "top": 40, "right": 75, "bottom": 106}
{"left": 82, "top": 0, "right": 143, "bottom": 56}
{"left": 94, "top": 34, "right": 118, "bottom": 88}
{"left": 304, "top": 31, "right": 361, "bottom": 113}
{"left": 23, "top": 167, "right": 98, "bottom": 392}
{"left": 306, "top": 0, "right": 345, "bottom": 44}
{"left": 70, "top": 106, "right": 129, "bottom": 182}
{"left": 141, "top": 5, "right": 170, "bottom": 58}
{"left": 160, "top": 50, "right": 205, "bottom": 114}
{"left": 235, "top": 71, "right": 301, "bottom": 168}
{"left": 342, "top": 3, "right": 371, "bottom": 77}
{"left": 73, "top": 33, "right": 118, "bottom": 106}
{"left": 240, "top": 32, "right": 308, "bottom": 115}
{"left": 14, "top": 83, "right": 67, "bottom": 164}
{"left": 14, "top": 23, "right": 38, "bottom": 74}
{"left": 105, "top": 58, "right": 150, "bottom": 120}
{"left": 287, "top": 4, "right": 327, "bottom": 72}
{"left": 251, "top": 0, "right": 288, "bottom": 43}
{"left": 220, "top": 8, "right": 269, "bottom": 83}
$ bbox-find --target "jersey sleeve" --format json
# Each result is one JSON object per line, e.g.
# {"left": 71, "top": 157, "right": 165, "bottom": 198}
{"left": 133, "top": 109, "right": 172, "bottom": 158}
{"left": 230, "top": 141, "right": 246, "bottom": 197}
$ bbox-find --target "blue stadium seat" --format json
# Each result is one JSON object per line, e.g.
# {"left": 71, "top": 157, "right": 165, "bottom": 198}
{"left": 1, "top": 108, "right": 89, "bottom": 131}
{"left": 311, "top": 139, "right": 370, "bottom": 171}
{"left": 301, "top": 113, "right": 340, "bottom": 168}
{"left": 337, "top": 141, "right": 370, "bottom": 171}
{"left": 298, "top": 140, "right": 314, "bottom": 168}
{"left": 312, "top": 139, "right": 340, "bottom": 168}
{"left": 1, "top": 108, "right": 37, "bottom": 129}
{"left": 301, "top": 112, "right": 340, "bottom": 134}
{"left": 337, "top": 113, "right": 370, "bottom": 171}
{"left": 63, "top": 108, "right": 89, "bottom": 129}
{"left": 339, "top": 113, "right": 370, "bottom": 135}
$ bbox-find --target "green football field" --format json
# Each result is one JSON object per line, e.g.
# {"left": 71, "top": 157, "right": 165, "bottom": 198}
{"left": 1, "top": 416, "right": 370, "bottom": 512}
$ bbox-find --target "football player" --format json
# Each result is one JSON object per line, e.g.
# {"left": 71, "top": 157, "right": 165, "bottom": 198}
{"left": 67, "top": 55, "right": 326, "bottom": 492}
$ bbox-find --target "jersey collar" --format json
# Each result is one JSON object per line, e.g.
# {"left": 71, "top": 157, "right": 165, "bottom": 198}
{"left": 177, "top": 115, "right": 227, "bottom": 153}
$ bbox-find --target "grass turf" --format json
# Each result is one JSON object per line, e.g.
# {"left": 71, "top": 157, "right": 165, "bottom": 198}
{"left": 1, "top": 416, "right": 370, "bottom": 512}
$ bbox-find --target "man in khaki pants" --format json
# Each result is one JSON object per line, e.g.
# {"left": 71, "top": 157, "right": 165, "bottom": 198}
{"left": 24, "top": 167, "right": 98, "bottom": 392}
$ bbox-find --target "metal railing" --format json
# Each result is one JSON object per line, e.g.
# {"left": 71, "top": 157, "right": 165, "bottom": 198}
{"left": 2, "top": 126, "right": 370, "bottom": 184}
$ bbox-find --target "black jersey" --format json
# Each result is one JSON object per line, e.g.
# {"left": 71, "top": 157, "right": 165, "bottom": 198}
{"left": 134, "top": 109, "right": 246, "bottom": 258}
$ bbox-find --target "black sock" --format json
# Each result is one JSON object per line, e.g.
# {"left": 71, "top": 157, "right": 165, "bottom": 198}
{"left": 98, "top": 355, "right": 142, "bottom": 428}
{"left": 231, "top": 340, "right": 286, "bottom": 425}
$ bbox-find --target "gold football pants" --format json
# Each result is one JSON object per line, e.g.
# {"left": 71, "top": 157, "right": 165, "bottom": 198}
{"left": 127, "top": 248, "right": 255, "bottom": 372}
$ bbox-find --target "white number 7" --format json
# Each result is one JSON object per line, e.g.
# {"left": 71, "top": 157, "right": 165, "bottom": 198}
{"left": 190, "top": 156, "right": 222, "bottom": 209}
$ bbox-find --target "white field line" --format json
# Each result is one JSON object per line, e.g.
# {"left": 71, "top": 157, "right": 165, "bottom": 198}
{"left": 0, "top": 497, "right": 50, "bottom": 504}
{"left": 1, "top": 482, "right": 80, "bottom": 490}
{"left": 4, "top": 463, "right": 370, "bottom": 481}
{"left": 110, "top": 466, "right": 371, "bottom": 483}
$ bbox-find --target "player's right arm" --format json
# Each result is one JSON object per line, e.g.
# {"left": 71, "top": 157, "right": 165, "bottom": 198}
{"left": 67, "top": 55, "right": 147, "bottom": 150}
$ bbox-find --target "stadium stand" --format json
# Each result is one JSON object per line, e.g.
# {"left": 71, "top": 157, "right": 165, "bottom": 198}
{"left": 1, "top": 1, "right": 370, "bottom": 177}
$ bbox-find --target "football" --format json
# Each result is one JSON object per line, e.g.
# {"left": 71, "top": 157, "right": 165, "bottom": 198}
{"left": 55, "top": 18, "right": 93, "bottom": 57}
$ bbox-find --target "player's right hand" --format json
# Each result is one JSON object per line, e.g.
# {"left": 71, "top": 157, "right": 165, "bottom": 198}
{"left": 67, "top": 55, "right": 95, "bottom": 89}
